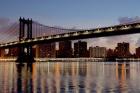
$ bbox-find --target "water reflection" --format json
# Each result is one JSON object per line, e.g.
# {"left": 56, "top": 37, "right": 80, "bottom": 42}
{"left": 16, "top": 63, "right": 33, "bottom": 93}
{"left": 0, "top": 62, "right": 140, "bottom": 93}
{"left": 115, "top": 63, "right": 130, "bottom": 93}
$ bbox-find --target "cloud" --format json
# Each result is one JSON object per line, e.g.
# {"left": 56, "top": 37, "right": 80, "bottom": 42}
{"left": 0, "top": 17, "right": 15, "bottom": 32}
{"left": 136, "top": 36, "right": 140, "bottom": 47}
{"left": 106, "top": 35, "right": 133, "bottom": 44}
{"left": 118, "top": 16, "right": 140, "bottom": 24}
{"left": 0, "top": 17, "right": 11, "bottom": 28}
{"left": 0, "top": 17, "right": 18, "bottom": 43}
{"left": 137, "top": 39, "right": 140, "bottom": 46}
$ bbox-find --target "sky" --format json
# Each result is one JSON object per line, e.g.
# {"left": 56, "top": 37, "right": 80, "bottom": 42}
{"left": 0, "top": 0, "right": 140, "bottom": 53}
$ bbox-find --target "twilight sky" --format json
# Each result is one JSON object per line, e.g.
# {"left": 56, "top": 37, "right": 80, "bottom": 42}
{"left": 0, "top": 0, "right": 140, "bottom": 53}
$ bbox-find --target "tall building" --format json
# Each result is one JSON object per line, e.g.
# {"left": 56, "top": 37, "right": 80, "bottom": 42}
{"left": 106, "top": 49, "right": 115, "bottom": 58}
{"left": 35, "top": 43, "right": 56, "bottom": 58}
{"left": 136, "top": 47, "right": 140, "bottom": 58}
{"left": 46, "top": 43, "right": 56, "bottom": 58}
{"left": 58, "top": 40, "right": 72, "bottom": 58}
{"left": 89, "top": 46, "right": 107, "bottom": 58}
{"left": 74, "top": 41, "right": 88, "bottom": 57}
{"left": 115, "top": 42, "right": 130, "bottom": 58}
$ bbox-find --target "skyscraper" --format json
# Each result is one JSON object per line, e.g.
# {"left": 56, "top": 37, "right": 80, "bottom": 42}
{"left": 115, "top": 42, "right": 130, "bottom": 58}
{"left": 106, "top": 48, "right": 115, "bottom": 58}
{"left": 35, "top": 43, "right": 56, "bottom": 58}
{"left": 74, "top": 41, "right": 88, "bottom": 57}
{"left": 58, "top": 40, "right": 72, "bottom": 58}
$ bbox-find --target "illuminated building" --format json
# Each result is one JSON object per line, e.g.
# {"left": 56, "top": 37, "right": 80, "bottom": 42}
{"left": 0, "top": 49, "right": 6, "bottom": 58}
{"left": 35, "top": 43, "right": 56, "bottom": 58}
{"left": 89, "top": 46, "right": 107, "bottom": 58}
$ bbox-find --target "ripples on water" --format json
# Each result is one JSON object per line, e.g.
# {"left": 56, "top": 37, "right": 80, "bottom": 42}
{"left": 0, "top": 62, "right": 140, "bottom": 93}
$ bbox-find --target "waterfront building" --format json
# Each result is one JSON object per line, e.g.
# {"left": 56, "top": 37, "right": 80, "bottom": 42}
{"left": 115, "top": 42, "right": 130, "bottom": 58}
{"left": 58, "top": 40, "right": 72, "bottom": 58}
{"left": 35, "top": 43, "right": 56, "bottom": 58}
{"left": 74, "top": 41, "right": 88, "bottom": 57}
{"left": 0, "top": 49, "right": 8, "bottom": 58}
{"left": 89, "top": 46, "right": 107, "bottom": 58}
{"left": 106, "top": 49, "right": 115, "bottom": 58}
{"left": 136, "top": 47, "right": 140, "bottom": 58}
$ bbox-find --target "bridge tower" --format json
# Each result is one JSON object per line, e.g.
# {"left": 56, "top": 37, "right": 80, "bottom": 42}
{"left": 16, "top": 17, "right": 34, "bottom": 63}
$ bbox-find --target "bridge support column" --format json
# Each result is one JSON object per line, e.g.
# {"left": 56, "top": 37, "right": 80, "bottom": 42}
{"left": 16, "top": 46, "right": 34, "bottom": 62}
{"left": 16, "top": 46, "right": 26, "bottom": 62}
{"left": 16, "top": 17, "right": 34, "bottom": 63}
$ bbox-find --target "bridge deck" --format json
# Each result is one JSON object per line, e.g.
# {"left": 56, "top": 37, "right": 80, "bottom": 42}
{"left": 0, "top": 22, "right": 140, "bottom": 48}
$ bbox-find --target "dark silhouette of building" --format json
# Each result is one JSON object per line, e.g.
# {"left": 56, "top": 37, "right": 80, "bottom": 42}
{"left": 36, "top": 43, "right": 56, "bottom": 58}
{"left": 115, "top": 42, "right": 131, "bottom": 58}
{"left": 56, "top": 50, "right": 59, "bottom": 58}
{"left": 8, "top": 47, "right": 19, "bottom": 57}
{"left": 136, "top": 47, "right": 140, "bottom": 58}
{"left": 74, "top": 41, "right": 88, "bottom": 57}
{"left": 106, "top": 48, "right": 116, "bottom": 58}
{"left": 58, "top": 41, "right": 72, "bottom": 58}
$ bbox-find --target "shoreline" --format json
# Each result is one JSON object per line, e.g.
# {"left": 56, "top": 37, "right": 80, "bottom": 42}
{"left": 0, "top": 58, "right": 140, "bottom": 62}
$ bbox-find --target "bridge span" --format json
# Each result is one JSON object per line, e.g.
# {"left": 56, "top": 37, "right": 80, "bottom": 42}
{"left": 1, "top": 18, "right": 140, "bottom": 62}
{"left": 0, "top": 22, "right": 140, "bottom": 48}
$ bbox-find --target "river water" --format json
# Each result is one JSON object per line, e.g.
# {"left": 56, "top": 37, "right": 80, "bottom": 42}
{"left": 0, "top": 62, "right": 140, "bottom": 93}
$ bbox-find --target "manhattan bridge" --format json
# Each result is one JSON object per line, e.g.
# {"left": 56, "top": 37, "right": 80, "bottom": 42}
{"left": 0, "top": 17, "right": 140, "bottom": 63}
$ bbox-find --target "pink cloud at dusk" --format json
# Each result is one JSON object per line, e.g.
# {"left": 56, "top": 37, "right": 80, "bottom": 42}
{"left": 118, "top": 16, "right": 140, "bottom": 24}
{"left": 0, "top": 17, "right": 18, "bottom": 43}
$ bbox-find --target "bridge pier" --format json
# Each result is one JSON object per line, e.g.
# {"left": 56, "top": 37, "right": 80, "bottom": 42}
{"left": 16, "top": 46, "right": 26, "bottom": 62}
{"left": 16, "top": 17, "right": 35, "bottom": 63}
{"left": 16, "top": 46, "right": 35, "bottom": 63}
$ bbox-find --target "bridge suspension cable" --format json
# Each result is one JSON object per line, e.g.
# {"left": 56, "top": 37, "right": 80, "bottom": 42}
{"left": 0, "top": 21, "right": 19, "bottom": 43}
{"left": 32, "top": 21, "right": 80, "bottom": 38}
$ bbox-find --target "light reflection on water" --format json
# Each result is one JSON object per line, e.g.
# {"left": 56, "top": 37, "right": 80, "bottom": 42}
{"left": 0, "top": 62, "right": 140, "bottom": 93}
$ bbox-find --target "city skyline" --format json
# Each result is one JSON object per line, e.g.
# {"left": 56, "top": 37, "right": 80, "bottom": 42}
{"left": 2, "top": 41, "right": 140, "bottom": 58}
